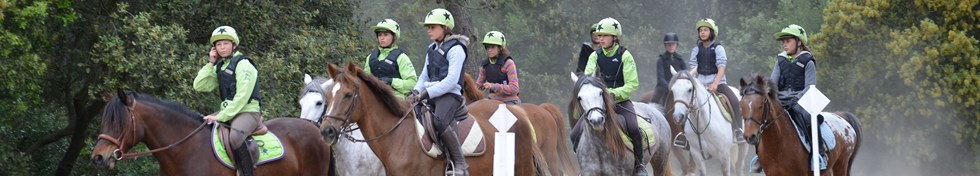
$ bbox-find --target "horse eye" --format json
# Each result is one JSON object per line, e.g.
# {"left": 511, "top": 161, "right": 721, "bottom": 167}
{"left": 343, "top": 93, "right": 353, "bottom": 99}
{"left": 316, "top": 101, "right": 323, "bottom": 106}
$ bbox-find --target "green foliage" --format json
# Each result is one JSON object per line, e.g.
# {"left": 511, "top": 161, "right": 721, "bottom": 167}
{"left": 814, "top": 0, "right": 980, "bottom": 172}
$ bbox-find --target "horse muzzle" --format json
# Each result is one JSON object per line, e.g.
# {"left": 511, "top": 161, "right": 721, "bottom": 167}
{"left": 320, "top": 126, "right": 340, "bottom": 145}
{"left": 746, "top": 133, "right": 760, "bottom": 145}
{"left": 587, "top": 118, "right": 605, "bottom": 131}
{"left": 91, "top": 152, "right": 117, "bottom": 170}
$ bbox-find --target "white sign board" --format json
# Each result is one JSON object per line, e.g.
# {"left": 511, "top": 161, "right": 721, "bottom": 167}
{"left": 493, "top": 132, "right": 515, "bottom": 176}
{"left": 489, "top": 104, "right": 517, "bottom": 131}
{"left": 798, "top": 85, "right": 829, "bottom": 175}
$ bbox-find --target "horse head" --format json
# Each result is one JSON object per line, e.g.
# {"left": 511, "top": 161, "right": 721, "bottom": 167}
{"left": 569, "top": 72, "right": 618, "bottom": 131}
{"left": 299, "top": 74, "right": 334, "bottom": 124}
{"left": 668, "top": 68, "right": 703, "bottom": 120}
{"left": 92, "top": 89, "right": 143, "bottom": 170}
{"left": 319, "top": 63, "right": 365, "bottom": 144}
{"left": 739, "top": 74, "right": 780, "bottom": 145}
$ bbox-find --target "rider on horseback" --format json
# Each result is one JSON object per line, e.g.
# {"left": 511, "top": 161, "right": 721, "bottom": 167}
{"left": 194, "top": 26, "right": 261, "bottom": 176}
{"left": 581, "top": 17, "right": 648, "bottom": 176}
{"left": 407, "top": 8, "right": 471, "bottom": 176}
{"left": 477, "top": 31, "right": 522, "bottom": 105}
{"left": 652, "top": 32, "right": 687, "bottom": 105}
{"left": 675, "top": 18, "right": 746, "bottom": 147}
{"left": 748, "top": 24, "right": 828, "bottom": 173}
{"left": 363, "top": 19, "right": 418, "bottom": 99}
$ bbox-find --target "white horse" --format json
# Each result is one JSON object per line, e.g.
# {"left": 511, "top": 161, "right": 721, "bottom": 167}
{"left": 668, "top": 69, "right": 750, "bottom": 176}
{"left": 569, "top": 73, "right": 673, "bottom": 176}
{"left": 300, "top": 74, "right": 386, "bottom": 176}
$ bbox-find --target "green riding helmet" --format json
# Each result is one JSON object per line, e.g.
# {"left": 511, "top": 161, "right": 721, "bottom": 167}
{"left": 594, "top": 18, "right": 622, "bottom": 36}
{"left": 210, "top": 26, "right": 240, "bottom": 45}
{"left": 695, "top": 18, "right": 719, "bottom": 36}
{"left": 482, "top": 31, "right": 506, "bottom": 48}
{"left": 371, "top": 19, "right": 401, "bottom": 39}
{"left": 774, "top": 24, "right": 808, "bottom": 44}
{"left": 590, "top": 23, "right": 599, "bottom": 33}
{"left": 421, "top": 8, "right": 455, "bottom": 30}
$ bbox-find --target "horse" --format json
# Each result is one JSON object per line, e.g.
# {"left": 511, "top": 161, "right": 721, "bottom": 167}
{"left": 300, "top": 74, "right": 385, "bottom": 176}
{"left": 640, "top": 89, "right": 697, "bottom": 175}
{"left": 461, "top": 73, "right": 580, "bottom": 176}
{"left": 568, "top": 73, "right": 672, "bottom": 176}
{"left": 316, "top": 63, "right": 547, "bottom": 176}
{"left": 91, "top": 90, "right": 331, "bottom": 175}
{"left": 738, "top": 75, "right": 862, "bottom": 175}
{"left": 668, "top": 68, "right": 750, "bottom": 176}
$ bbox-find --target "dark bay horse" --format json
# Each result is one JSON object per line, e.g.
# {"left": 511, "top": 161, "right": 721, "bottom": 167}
{"left": 640, "top": 89, "right": 697, "bottom": 175}
{"left": 317, "top": 63, "right": 546, "bottom": 176}
{"left": 461, "top": 73, "right": 580, "bottom": 175}
{"left": 91, "top": 90, "right": 331, "bottom": 175}
{"left": 739, "top": 75, "right": 862, "bottom": 175}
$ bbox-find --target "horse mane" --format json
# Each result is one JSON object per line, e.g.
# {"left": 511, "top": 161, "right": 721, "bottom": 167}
{"left": 342, "top": 62, "right": 407, "bottom": 116}
{"left": 102, "top": 91, "right": 204, "bottom": 133}
{"left": 568, "top": 73, "right": 628, "bottom": 157}
{"left": 461, "top": 73, "right": 484, "bottom": 104}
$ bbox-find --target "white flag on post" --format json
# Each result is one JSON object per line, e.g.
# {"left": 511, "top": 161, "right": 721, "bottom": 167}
{"left": 798, "top": 85, "right": 830, "bottom": 175}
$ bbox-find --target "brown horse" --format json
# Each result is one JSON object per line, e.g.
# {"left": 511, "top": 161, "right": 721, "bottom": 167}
{"left": 461, "top": 73, "right": 580, "bottom": 175}
{"left": 317, "top": 63, "right": 546, "bottom": 176}
{"left": 640, "top": 90, "right": 696, "bottom": 175}
{"left": 738, "top": 75, "right": 862, "bottom": 176}
{"left": 91, "top": 90, "right": 331, "bottom": 175}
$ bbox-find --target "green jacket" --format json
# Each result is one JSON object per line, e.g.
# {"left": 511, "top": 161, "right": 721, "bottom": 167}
{"left": 363, "top": 45, "right": 418, "bottom": 98}
{"left": 584, "top": 44, "right": 639, "bottom": 103}
{"left": 193, "top": 51, "right": 261, "bottom": 122}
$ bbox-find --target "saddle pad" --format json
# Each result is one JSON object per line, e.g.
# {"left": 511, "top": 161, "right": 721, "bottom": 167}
{"left": 416, "top": 115, "right": 488, "bottom": 158}
{"left": 788, "top": 112, "right": 838, "bottom": 153}
{"left": 619, "top": 116, "right": 656, "bottom": 150}
{"left": 716, "top": 94, "right": 733, "bottom": 122}
{"left": 212, "top": 125, "right": 285, "bottom": 169}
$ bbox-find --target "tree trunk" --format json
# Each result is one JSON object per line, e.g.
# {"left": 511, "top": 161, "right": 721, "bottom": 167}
{"left": 442, "top": 0, "right": 480, "bottom": 75}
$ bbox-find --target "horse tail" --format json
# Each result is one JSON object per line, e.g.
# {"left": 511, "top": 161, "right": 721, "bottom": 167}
{"left": 462, "top": 73, "right": 484, "bottom": 104}
{"left": 541, "top": 103, "right": 580, "bottom": 175}
{"left": 531, "top": 142, "right": 551, "bottom": 176}
{"left": 841, "top": 111, "right": 862, "bottom": 174}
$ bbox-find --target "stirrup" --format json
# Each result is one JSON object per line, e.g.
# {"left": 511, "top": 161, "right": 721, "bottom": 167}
{"left": 734, "top": 128, "right": 747, "bottom": 143}
{"left": 673, "top": 132, "right": 689, "bottom": 149}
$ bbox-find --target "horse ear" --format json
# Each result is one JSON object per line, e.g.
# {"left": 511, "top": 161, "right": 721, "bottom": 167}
{"left": 345, "top": 61, "right": 357, "bottom": 72}
{"left": 304, "top": 74, "right": 313, "bottom": 85}
{"left": 327, "top": 64, "right": 340, "bottom": 77}
{"left": 670, "top": 66, "right": 678, "bottom": 75}
{"left": 739, "top": 77, "right": 749, "bottom": 90}
{"left": 116, "top": 88, "right": 132, "bottom": 106}
{"left": 570, "top": 72, "right": 579, "bottom": 82}
{"left": 755, "top": 75, "right": 769, "bottom": 94}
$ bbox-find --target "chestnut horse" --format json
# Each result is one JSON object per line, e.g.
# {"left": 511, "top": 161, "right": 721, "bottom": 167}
{"left": 317, "top": 63, "right": 546, "bottom": 175}
{"left": 91, "top": 90, "right": 331, "bottom": 175}
{"left": 738, "top": 75, "right": 862, "bottom": 175}
{"left": 461, "top": 73, "right": 580, "bottom": 175}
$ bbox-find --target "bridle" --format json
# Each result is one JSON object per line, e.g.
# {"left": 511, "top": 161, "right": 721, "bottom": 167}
{"left": 96, "top": 101, "right": 207, "bottom": 160}
{"left": 743, "top": 92, "right": 786, "bottom": 142}
{"left": 319, "top": 80, "right": 412, "bottom": 143}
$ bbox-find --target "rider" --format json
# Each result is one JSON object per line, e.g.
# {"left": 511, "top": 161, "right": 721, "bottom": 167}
{"left": 194, "top": 26, "right": 261, "bottom": 176}
{"left": 582, "top": 17, "right": 646, "bottom": 176}
{"left": 363, "top": 19, "right": 418, "bottom": 98}
{"left": 407, "top": 8, "right": 471, "bottom": 176}
{"left": 678, "top": 18, "right": 745, "bottom": 146}
{"left": 576, "top": 23, "right": 600, "bottom": 73}
{"left": 652, "top": 32, "right": 687, "bottom": 105}
{"left": 477, "top": 31, "right": 521, "bottom": 105}
{"left": 749, "top": 24, "right": 827, "bottom": 173}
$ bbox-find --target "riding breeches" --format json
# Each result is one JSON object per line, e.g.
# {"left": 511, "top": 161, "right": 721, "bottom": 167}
{"left": 616, "top": 101, "right": 644, "bottom": 147}
{"left": 428, "top": 94, "right": 465, "bottom": 135}
{"left": 228, "top": 112, "right": 261, "bottom": 148}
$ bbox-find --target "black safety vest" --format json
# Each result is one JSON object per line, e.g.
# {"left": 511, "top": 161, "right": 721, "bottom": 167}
{"left": 481, "top": 54, "right": 511, "bottom": 84}
{"left": 777, "top": 52, "right": 814, "bottom": 92}
{"left": 596, "top": 46, "right": 627, "bottom": 88}
{"left": 215, "top": 55, "right": 261, "bottom": 103}
{"left": 696, "top": 42, "right": 721, "bottom": 75}
{"left": 368, "top": 48, "right": 404, "bottom": 82}
{"left": 425, "top": 39, "right": 467, "bottom": 86}
{"left": 659, "top": 52, "right": 687, "bottom": 81}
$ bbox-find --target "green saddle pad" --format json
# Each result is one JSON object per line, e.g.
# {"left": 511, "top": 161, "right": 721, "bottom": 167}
{"left": 619, "top": 117, "right": 656, "bottom": 150}
{"left": 211, "top": 125, "right": 285, "bottom": 168}
{"left": 716, "top": 94, "right": 732, "bottom": 122}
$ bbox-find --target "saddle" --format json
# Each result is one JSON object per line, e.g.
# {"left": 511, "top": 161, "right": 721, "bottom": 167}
{"left": 613, "top": 114, "right": 657, "bottom": 151}
{"left": 714, "top": 93, "right": 735, "bottom": 122}
{"left": 414, "top": 104, "right": 488, "bottom": 158}
{"left": 213, "top": 122, "right": 285, "bottom": 169}
{"left": 787, "top": 112, "right": 837, "bottom": 154}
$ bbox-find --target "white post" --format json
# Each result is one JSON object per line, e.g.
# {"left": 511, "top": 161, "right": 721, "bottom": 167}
{"left": 798, "top": 85, "right": 830, "bottom": 176}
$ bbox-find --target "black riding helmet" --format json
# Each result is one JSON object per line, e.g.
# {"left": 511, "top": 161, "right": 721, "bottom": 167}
{"left": 663, "top": 32, "right": 679, "bottom": 44}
